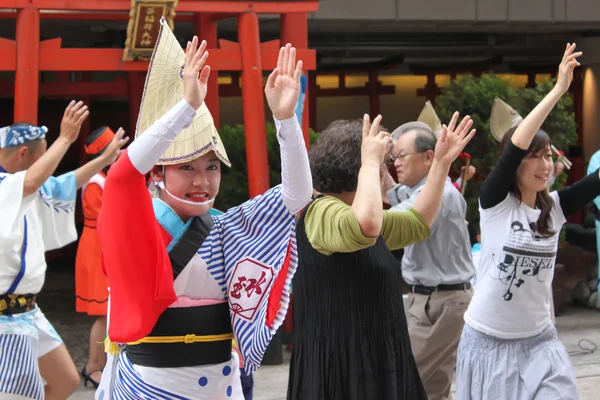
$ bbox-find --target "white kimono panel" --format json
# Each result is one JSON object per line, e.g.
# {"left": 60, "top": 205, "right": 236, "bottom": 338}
{"left": 0, "top": 170, "right": 77, "bottom": 295}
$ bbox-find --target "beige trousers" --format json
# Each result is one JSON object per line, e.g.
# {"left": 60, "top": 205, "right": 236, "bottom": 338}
{"left": 407, "top": 288, "right": 473, "bottom": 400}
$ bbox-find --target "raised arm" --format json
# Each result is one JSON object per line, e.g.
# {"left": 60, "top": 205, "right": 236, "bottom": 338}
{"left": 511, "top": 43, "right": 581, "bottom": 150}
{"left": 351, "top": 114, "right": 393, "bottom": 237}
{"left": 557, "top": 169, "right": 600, "bottom": 217}
{"left": 412, "top": 112, "right": 475, "bottom": 226}
{"left": 265, "top": 44, "right": 312, "bottom": 214}
{"left": 22, "top": 101, "right": 88, "bottom": 197}
{"left": 74, "top": 128, "right": 129, "bottom": 188}
{"left": 479, "top": 43, "right": 581, "bottom": 210}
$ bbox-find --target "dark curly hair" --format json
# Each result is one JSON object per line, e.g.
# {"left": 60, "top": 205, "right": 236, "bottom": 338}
{"left": 309, "top": 119, "right": 365, "bottom": 194}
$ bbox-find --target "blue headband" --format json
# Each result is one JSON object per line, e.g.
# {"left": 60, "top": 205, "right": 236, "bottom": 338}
{"left": 0, "top": 125, "right": 48, "bottom": 149}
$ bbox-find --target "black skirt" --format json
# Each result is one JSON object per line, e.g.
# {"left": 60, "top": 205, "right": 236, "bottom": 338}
{"left": 287, "top": 205, "right": 427, "bottom": 400}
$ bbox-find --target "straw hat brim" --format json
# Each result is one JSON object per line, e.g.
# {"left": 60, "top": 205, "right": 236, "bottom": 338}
{"left": 490, "top": 97, "right": 523, "bottom": 142}
{"left": 417, "top": 101, "right": 443, "bottom": 137}
{"left": 135, "top": 17, "right": 231, "bottom": 167}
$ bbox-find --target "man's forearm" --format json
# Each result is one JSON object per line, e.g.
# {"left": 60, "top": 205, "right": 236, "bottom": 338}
{"left": 23, "top": 137, "right": 71, "bottom": 197}
{"left": 74, "top": 157, "right": 107, "bottom": 189}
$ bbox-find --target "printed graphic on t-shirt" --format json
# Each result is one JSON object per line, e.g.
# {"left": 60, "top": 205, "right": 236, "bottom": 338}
{"left": 492, "top": 221, "right": 557, "bottom": 301}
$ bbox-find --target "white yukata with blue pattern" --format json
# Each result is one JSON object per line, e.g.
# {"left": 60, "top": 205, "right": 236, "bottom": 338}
{"left": 0, "top": 168, "right": 78, "bottom": 400}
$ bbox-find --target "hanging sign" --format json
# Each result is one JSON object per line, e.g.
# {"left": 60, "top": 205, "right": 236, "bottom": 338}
{"left": 123, "top": 0, "right": 178, "bottom": 61}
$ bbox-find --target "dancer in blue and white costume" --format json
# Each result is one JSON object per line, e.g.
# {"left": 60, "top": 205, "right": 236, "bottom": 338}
{"left": 0, "top": 103, "right": 127, "bottom": 399}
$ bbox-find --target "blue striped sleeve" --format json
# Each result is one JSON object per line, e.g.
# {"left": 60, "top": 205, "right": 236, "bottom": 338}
{"left": 205, "top": 184, "right": 297, "bottom": 374}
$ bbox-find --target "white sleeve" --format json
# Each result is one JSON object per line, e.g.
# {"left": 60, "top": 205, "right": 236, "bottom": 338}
{"left": 37, "top": 171, "right": 78, "bottom": 250}
{"left": 128, "top": 99, "right": 197, "bottom": 174}
{"left": 0, "top": 171, "right": 30, "bottom": 240}
{"left": 274, "top": 116, "right": 312, "bottom": 214}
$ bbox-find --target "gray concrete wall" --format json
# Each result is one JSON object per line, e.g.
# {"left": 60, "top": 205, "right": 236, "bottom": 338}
{"left": 314, "top": 0, "right": 600, "bottom": 22}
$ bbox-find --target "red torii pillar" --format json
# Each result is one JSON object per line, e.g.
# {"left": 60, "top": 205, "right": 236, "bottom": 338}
{"left": 238, "top": 11, "right": 269, "bottom": 197}
{"left": 280, "top": 13, "right": 310, "bottom": 148}
{"left": 195, "top": 13, "right": 220, "bottom": 128}
{"left": 14, "top": 7, "right": 40, "bottom": 124}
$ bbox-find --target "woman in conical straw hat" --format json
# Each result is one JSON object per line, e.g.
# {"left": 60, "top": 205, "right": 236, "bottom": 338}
{"left": 95, "top": 19, "right": 312, "bottom": 400}
{"left": 456, "top": 43, "right": 596, "bottom": 400}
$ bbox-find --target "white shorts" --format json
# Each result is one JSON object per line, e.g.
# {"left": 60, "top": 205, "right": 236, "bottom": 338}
{"left": 34, "top": 306, "right": 63, "bottom": 357}
{"left": 0, "top": 306, "right": 63, "bottom": 399}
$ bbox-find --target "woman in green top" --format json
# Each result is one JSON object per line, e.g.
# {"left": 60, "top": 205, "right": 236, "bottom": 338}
{"left": 287, "top": 112, "right": 476, "bottom": 400}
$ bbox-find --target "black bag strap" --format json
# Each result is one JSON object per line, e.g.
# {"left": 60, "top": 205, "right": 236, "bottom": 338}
{"left": 168, "top": 213, "right": 214, "bottom": 280}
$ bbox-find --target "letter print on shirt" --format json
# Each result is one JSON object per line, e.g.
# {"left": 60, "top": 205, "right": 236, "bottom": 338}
{"left": 492, "top": 221, "right": 557, "bottom": 302}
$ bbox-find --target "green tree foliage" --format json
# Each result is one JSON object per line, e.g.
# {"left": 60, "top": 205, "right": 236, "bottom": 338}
{"left": 214, "top": 122, "right": 319, "bottom": 211}
{"left": 435, "top": 74, "right": 578, "bottom": 221}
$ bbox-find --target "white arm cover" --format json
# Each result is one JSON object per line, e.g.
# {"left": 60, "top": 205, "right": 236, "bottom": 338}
{"left": 274, "top": 116, "right": 313, "bottom": 215}
{"left": 128, "top": 99, "right": 197, "bottom": 174}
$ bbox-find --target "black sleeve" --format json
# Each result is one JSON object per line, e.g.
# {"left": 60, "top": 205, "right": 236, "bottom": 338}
{"left": 480, "top": 141, "right": 528, "bottom": 210}
{"left": 557, "top": 168, "right": 600, "bottom": 218}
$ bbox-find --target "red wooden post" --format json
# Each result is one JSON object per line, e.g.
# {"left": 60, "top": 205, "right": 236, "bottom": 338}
{"left": 195, "top": 13, "right": 220, "bottom": 128}
{"left": 416, "top": 74, "right": 442, "bottom": 106}
{"left": 238, "top": 11, "right": 269, "bottom": 197}
{"left": 526, "top": 73, "right": 536, "bottom": 88}
{"left": 79, "top": 71, "right": 92, "bottom": 153}
{"left": 368, "top": 69, "right": 380, "bottom": 117}
{"left": 127, "top": 71, "right": 144, "bottom": 138}
{"left": 308, "top": 71, "right": 317, "bottom": 130}
{"left": 281, "top": 12, "right": 310, "bottom": 148}
{"left": 14, "top": 7, "right": 40, "bottom": 124}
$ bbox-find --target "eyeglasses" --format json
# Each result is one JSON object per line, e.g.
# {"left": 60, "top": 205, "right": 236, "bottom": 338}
{"left": 394, "top": 152, "right": 419, "bottom": 162}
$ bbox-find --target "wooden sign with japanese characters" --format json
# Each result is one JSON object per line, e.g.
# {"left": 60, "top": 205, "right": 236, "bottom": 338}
{"left": 123, "top": 0, "right": 178, "bottom": 61}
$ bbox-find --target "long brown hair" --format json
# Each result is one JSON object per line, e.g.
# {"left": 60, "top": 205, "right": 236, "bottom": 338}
{"left": 500, "top": 127, "right": 555, "bottom": 237}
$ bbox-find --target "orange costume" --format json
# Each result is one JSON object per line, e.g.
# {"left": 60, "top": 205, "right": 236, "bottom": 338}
{"left": 75, "top": 126, "right": 114, "bottom": 316}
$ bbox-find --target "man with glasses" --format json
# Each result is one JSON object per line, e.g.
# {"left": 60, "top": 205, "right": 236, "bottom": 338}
{"left": 382, "top": 121, "right": 475, "bottom": 400}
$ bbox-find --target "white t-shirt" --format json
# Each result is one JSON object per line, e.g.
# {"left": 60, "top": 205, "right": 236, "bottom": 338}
{"left": 464, "top": 191, "right": 566, "bottom": 339}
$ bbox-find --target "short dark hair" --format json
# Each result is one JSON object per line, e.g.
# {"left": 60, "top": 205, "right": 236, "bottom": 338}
{"left": 86, "top": 126, "right": 111, "bottom": 160}
{"left": 309, "top": 119, "right": 363, "bottom": 194}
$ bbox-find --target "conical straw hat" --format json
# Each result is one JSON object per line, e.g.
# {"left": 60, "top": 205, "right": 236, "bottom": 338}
{"left": 490, "top": 97, "right": 523, "bottom": 142}
{"left": 417, "top": 101, "right": 443, "bottom": 137}
{"left": 135, "top": 17, "right": 230, "bottom": 167}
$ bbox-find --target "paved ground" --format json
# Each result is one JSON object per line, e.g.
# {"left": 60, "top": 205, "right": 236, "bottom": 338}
{"left": 64, "top": 307, "right": 600, "bottom": 399}
{"left": 37, "top": 262, "right": 600, "bottom": 400}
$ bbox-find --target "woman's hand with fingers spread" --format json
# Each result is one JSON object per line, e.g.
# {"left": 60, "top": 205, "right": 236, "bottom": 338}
{"left": 182, "top": 36, "right": 211, "bottom": 110}
{"left": 361, "top": 114, "right": 393, "bottom": 166}
{"left": 555, "top": 43, "right": 582, "bottom": 95}
{"left": 101, "top": 128, "right": 130, "bottom": 167}
{"left": 265, "top": 43, "right": 303, "bottom": 120}
{"left": 434, "top": 112, "right": 476, "bottom": 166}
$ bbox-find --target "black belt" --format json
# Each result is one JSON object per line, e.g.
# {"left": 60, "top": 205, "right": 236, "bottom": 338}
{"left": 0, "top": 294, "right": 36, "bottom": 316}
{"left": 125, "top": 302, "right": 233, "bottom": 368}
{"left": 409, "top": 282, "right": 471, "bottom": 295}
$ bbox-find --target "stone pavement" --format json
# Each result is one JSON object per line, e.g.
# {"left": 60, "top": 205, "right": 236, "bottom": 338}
{"left": 37, "top": 269, "right": 600, "bottom": 400}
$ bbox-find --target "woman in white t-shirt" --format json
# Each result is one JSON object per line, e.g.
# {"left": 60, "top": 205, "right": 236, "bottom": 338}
{"left": 456, "top": 43, "right": 596, "bottom": 400}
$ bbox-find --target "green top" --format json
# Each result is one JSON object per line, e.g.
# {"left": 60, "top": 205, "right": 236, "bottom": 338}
{"left": 304, "top": 196, "right": 431, "bottom": 255}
